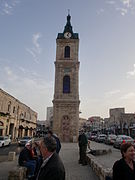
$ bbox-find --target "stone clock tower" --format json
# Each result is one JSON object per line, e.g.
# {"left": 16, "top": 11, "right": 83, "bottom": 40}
{"left": 52, "top": 14, "right": 80, "bottom": 142}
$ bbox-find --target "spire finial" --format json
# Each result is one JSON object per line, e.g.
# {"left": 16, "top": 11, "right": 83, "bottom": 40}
{"left": 68, "top": 9, "right": 70, "bottom": 15}
{"left": 63, "top": 11, "right": 73, "bottom": 34}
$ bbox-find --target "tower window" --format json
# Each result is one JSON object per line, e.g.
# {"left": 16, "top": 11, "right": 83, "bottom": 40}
{"left": 64, "top": 46, "right": 70, "bottom": 58}
{"left": 63, "top": 75, "right": 70, "bottom": 93}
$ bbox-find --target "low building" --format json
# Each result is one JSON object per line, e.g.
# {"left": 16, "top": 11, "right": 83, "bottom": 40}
{"left": 107, "top": 108, "right": 135, "bottom": 137}
{"left": 0, "top": 88, "right": 37, "bottom": 140}
{"left": 79, "top": 117, "right": 87, "bottom": 130}
{"left": 36, "top": 120, "right": 47, "bottom": 137}
{"left": 88, "top": 116, "right": 103, "bottom": 132}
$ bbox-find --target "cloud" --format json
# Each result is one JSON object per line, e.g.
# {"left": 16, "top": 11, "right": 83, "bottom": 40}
{"left": 106, "top": 0, "right": 116, "bottom": 5}
{"left": 127, "top": 64, "right": 135, "bottom": 78}
{"left": 26, "top": 33, "right": 42, "bottom": 63}
{"left": 105, "top": 0, "right": 135, "bottom": 15}
{"left": 105, "top": 89, "right": 121, "bottom": 97}
{"left": 0, "top": 0, "right": 20, "bottom": 15}
{"left": 1, "top": 66, "right": 53, "bottom": 119}
{"left": 32, "top": 33, "right": 42, "bottom": 54}
{"left": 96, "top": 8, "right": 104, "bottom": 15}
{"left": 116, "top": 7, "right": 128, "bottom": 15}
{"left": 121, "top": 92, "right": 135, "bottom": 99}
{"left": 4, "top": 66, "right": 17, "bottom": 81}
{"left": 121, "top": 0, "right": 131, "bottom": 7}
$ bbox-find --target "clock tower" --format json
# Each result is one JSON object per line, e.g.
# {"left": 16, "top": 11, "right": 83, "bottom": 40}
{"left": 52, "top": 14, "right": 80, "bottom": 142}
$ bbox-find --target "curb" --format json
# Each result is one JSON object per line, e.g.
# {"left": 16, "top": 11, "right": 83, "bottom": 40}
{"left": 87, "top": 153, "right": 112, "bottom": 180}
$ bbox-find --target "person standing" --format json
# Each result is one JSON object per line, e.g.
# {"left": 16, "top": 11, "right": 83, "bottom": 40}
{"left": 113, "top": 142, "right": 135, "bottom": 180}
{"left": 36, "top": 136, "right": 65, "bottom": 180}
{"left": 78, "top": 128, "right": 88, "bottom": 165}
{"left": 47, "top": 130, "right": 61, "bottom": 154}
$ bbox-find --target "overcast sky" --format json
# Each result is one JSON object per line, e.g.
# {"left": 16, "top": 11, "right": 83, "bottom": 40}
{"left": 0, "top": 0, "right": 135, "bottom": 120}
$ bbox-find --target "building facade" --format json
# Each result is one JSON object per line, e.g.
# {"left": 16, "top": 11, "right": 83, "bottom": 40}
{"left": 52, "top": 14, "right": 80, "bottom": 142}
{"left": 79, "top": 117, "right": 87, "bottom": 130}
{"left": 0, "top": 88, "right": 37, "bottom": 139}
{"left": 87, "top": 116, "right": 104, "bottom": 132}
{"left": 104, "top": 108, "right": 135, "bottom": 137}
{"left": 46, "top": 107, "right": 53, "bottom": 128}
{"left": 109, "top": 108, "right": 125, "bottom": 134}
{"left": 36, "top": 120, "right": 47, "bottom": 137}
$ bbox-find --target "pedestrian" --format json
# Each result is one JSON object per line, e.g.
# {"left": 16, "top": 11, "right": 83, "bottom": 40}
{"left": 87, "top": 140, "right": 91, "bottom": 153}
{"left": 18, "top": 142, "right": 37, "bottom": 178}
{"left": 47, "top": 130, "right": 61, "bottom": 154}
{"left": 31, "top": 142, "right": 43, "bottom": 177}
{"left": 78, "top": 128, "right": 88, "bottom": 165}
{"left": 36, "top": 136, "right": 65, "bottom": 180}
{"left": 113, "top": 142, "right": 135, "bottom": 180}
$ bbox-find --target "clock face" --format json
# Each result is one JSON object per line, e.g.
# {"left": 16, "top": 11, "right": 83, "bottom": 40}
{"left": 64, "top": 32, "right": 72, "bottom": 39}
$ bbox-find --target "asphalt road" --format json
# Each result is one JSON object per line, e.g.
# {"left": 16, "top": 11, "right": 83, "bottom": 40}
{"left": 0, "top": 143, "right": 24, "bottom": 162}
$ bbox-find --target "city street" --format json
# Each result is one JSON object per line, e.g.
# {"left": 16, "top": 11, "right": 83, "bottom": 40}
{"left": 0, "top": 140, "right": 121, "bottom": 165}
{"left": 0, "top": 143, "right": 23, "bottom": 162}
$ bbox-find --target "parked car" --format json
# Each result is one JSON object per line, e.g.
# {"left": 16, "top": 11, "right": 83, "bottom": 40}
{"left": 0, "top": 136, "right": 11, "bottom": 147}
{"left": 89, "top": 133, "right": 97, "bottom": 141}
{"left": 96, "top": 134, "right": 107, "bottom": 143}
{"left": 85, "top": 132, "right": 91, "bottom": 140}
{"left": 105, "top": 134, "right": 117, "bottom": 145}
{"left": 18, "top": 136, "right": 33, "bottom": 146}
{"left": 113, "top": 135, "right": 135, "bottom": 149}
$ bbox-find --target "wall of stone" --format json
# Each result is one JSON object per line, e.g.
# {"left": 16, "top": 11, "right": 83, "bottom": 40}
{"left": 0, "top": 88, "right": 37, "bottom": 139}
{"left": 87, "top": 154, "right": 112, "bottom": 180}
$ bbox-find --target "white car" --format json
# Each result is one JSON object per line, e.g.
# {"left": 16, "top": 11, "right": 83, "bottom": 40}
{"left": 0, "top": 136, "right": 11, "bottom": 147}
{"left": 18, "top": 136, "right": 33, "bottom": 146}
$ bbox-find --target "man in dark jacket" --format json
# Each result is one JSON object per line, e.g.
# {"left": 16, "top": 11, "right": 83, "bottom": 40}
{"left": 18, "top": 142, "right": 36, "bottom": 178}
{"left": 78, "top": 128, "right": 88, "bottom": 165}
{"left": 47, "top": 130, "right": 61, "bottom": 154}
{"left": 36, "top": 136, "right": 65, "bottom": 180}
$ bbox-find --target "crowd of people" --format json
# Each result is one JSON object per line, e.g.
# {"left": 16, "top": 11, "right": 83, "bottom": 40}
{"left": 18, "top": 131, "right": 64, "bottom": 180}
{"left": 18, "top": 129, "right": 135, "bottom": 180}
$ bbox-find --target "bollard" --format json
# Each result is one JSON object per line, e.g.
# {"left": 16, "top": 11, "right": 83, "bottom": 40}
{"left": 8, "top": 151, "right": 16, "bottom": 161}
{"left": 8, "top": 166, "right": 27, "bottom": 180}
{"left": 73, "top": 136, "right": 77, "bottom": 142}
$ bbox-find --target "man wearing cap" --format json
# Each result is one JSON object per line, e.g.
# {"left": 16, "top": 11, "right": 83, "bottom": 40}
{"left": 18, "top": 142, "right": 37, "bottom": 178}
{"left": 36, "top": 136, "right": 65, "bottom": 180}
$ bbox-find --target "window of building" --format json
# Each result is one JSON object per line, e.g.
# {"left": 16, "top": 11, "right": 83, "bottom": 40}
{"left": 13, "top": 106, "right": 15, "bottom": 113}
{"left": 24, "top": 112, "right": 26, "bottom": 118}
{"left": 64, "top": 46, "right": 70, "bottom": 58}
{"left": 7, "top": 102, "right": 11, "bottom": 112}
{"left": 63, "top": 75, "right": 70, "bottom": 93}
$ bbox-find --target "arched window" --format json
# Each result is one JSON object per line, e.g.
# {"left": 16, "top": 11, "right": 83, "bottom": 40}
{"left": 13, "top": 106, "right": 15, "bottom": 113}
{"left": 7, "top": 101, "right": 11, "bottom": 112}
{"left": 63, "top": 75, "right": 70, "bottom": 93}
{"left": 64, "top": 46, "right": 70, "bottom": 58}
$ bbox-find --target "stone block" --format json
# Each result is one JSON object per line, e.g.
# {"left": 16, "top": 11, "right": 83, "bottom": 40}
{"left": 73, "top": 136, "right": 77, "bottom": 142}
{"left": 8, "top": 152, "right": 16, "bottom": 161}
{"left": 8, "top": 166, "right": 27, "bottom": 180}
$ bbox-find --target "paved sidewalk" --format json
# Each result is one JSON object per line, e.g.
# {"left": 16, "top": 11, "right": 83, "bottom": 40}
{"left": 0, "top": 143, "right": 99, "bottom": 180}
{"left": 60, "top": 143, "right": 99, "bottom": 180}
{"left": 0, "top": 156, "right": 18, "bottom": 180}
